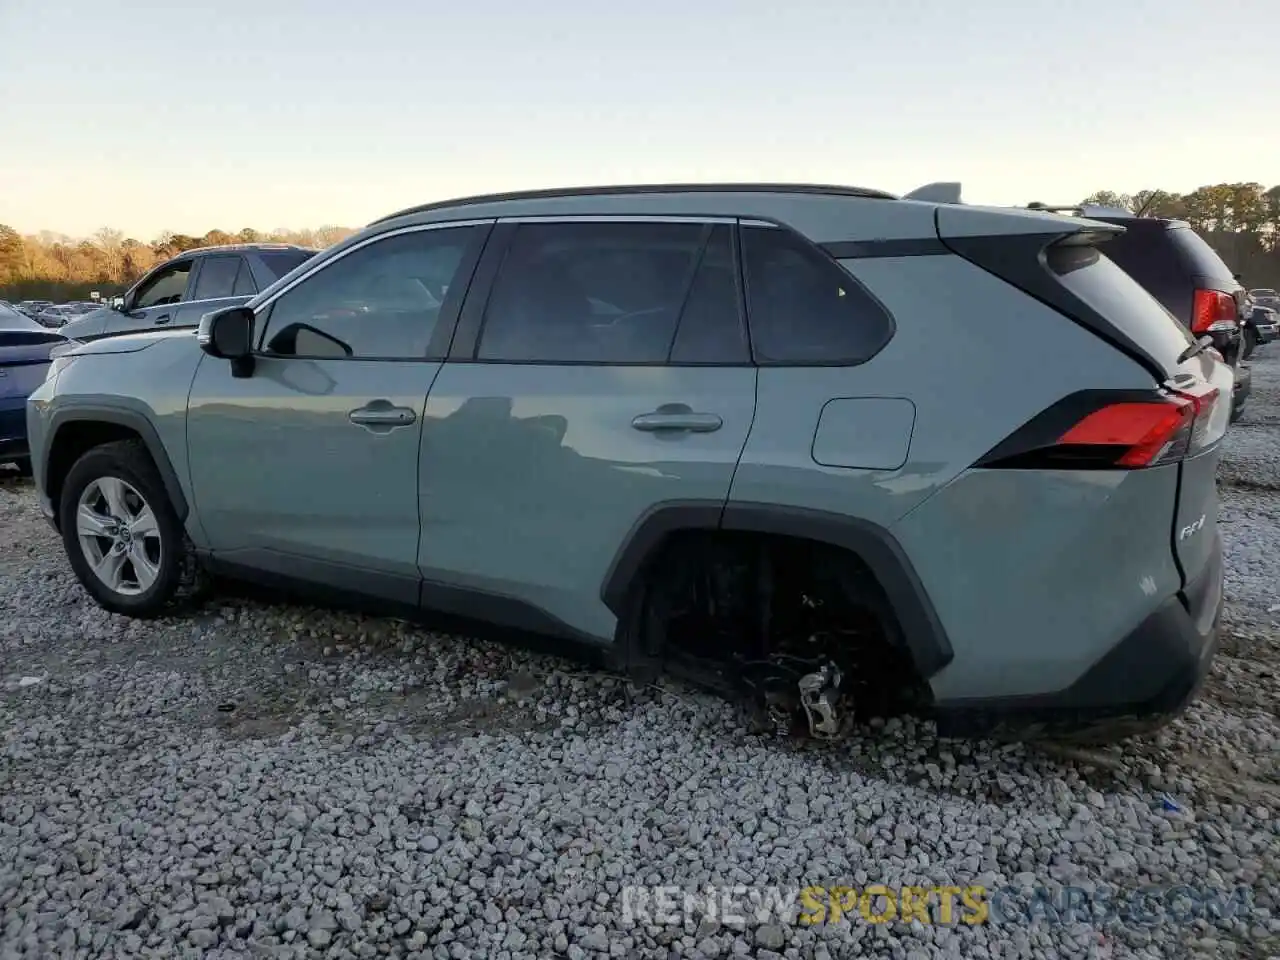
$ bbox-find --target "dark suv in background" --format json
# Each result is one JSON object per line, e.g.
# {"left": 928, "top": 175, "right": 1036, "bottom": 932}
{"left": 1030, "top": 205, "right": 1251, "bottom": 420}
{"left": 59, "top": 243, "right": 318, "bottom": 343}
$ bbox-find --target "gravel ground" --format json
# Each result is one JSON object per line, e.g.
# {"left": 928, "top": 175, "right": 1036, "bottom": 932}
{"left": 3, "top": 358, "right": 1280, "bottom": 960}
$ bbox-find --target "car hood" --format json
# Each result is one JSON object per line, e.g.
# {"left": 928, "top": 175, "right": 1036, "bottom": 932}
{"left": 63, "top": 327, "right": 196, "bottom": 357}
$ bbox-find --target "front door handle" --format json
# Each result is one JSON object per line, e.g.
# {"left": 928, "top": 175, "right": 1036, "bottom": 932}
{"left": 349, "top": 399, "right": 417, "bottom": 433}
{"left": 153, "top": 314, "right": 171, "bottom": 325}
{"left": 631, "top": 404, "right": 723, "bottom": 433}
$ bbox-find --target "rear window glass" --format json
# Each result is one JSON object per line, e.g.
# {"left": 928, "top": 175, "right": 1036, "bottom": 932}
{"left": 1049, "top": 245, "right": 1194, "bottom": 363}
{"left": 259, "top": 251, "right": 315, "bottom": 280}
{"left": 1252, "top": 289, "right": 1277, "bottom": 298}
{"left": 1166, "top": 227, "right": 1236, "bottom": 283}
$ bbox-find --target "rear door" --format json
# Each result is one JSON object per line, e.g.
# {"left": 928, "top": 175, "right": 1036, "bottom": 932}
{"left": 172, "top": 254, "right": 256, "bottom": 328}
{"left": 418, "top": 217, "right": 757, "bottom": 643}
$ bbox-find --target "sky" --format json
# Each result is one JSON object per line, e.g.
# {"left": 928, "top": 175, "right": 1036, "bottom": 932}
{"left": 1, "top": 0, "right": 1277, "bottom": 240}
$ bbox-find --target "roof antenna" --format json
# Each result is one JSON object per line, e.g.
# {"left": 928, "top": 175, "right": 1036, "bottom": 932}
{"left": 904, "top": 182, "right": 962, "bottom": 204}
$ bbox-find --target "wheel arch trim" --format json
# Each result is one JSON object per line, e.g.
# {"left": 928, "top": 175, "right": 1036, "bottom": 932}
{"left": 46, "top": 405, "right": 189, "bottom": 522}
{"left": 600, "top": 499, "right": 954, "bottom": 678}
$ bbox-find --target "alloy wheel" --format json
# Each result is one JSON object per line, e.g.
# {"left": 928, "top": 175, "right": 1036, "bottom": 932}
{"left": 75, "top": 477, "right": 163, "bottom": 596}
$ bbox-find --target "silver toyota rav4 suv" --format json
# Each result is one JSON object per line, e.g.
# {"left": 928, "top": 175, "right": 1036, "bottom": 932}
{"left": 25, "top": 182, "right": 1232, "bottom": 742}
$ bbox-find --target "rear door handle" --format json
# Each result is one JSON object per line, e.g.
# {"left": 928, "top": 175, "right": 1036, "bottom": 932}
{"left": 349, "top": 400, "right": 417, "bottom": 432}
{"left": 154, "top": 314, "right": 171, "bottom": 325}
{"left": 631, "top": 405, "right": 722, "bottom": 433}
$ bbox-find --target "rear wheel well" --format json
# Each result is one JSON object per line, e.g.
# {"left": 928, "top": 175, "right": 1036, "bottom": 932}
{"left": 621, "top": 529, "right": 932, "bottom": 733}
{"left": 46, "top": 422, "right": 146, "bottom": 524}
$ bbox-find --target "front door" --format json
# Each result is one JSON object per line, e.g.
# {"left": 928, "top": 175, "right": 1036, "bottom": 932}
{"left": 418, "top": 218, "right": 757, "bottom": 642}
{"left": 114, "top": 258, "right": 197, "bottom": 335}
{"left": 185, "top": 222, "right": 492, "bottom": 602}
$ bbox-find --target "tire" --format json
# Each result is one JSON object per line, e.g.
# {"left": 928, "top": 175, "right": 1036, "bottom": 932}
{"left": 59, "top": 439, "right": 198, "bottom": 617}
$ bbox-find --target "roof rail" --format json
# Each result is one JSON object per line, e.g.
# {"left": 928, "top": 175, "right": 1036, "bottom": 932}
{"left": 176, "top": 242, "right": 313, "bottom": 256}
{"left": 1026, "top": 202, "right": 1134, "bottom": 219}
{"left": 370, "top": 182, "right": 898, "bottom": 225}
{"left": 903, "top": 182, "right": 962, "bottom": 204}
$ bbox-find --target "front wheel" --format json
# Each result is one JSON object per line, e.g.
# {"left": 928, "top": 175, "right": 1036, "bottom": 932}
{"left": 59, "top": 440, "right": 192, "bottom": 617}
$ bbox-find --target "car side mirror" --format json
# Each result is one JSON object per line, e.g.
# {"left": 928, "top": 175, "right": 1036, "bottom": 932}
{"left": 198, "top": 306, "right": 256, "bottom": 378}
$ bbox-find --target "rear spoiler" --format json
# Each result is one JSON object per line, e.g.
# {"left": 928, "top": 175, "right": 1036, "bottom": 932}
{"left": 904, "top": 186, "right": 1135, "bottom": 227}
{"left": 903, "top": 182, "right": 963, "bottom": 204}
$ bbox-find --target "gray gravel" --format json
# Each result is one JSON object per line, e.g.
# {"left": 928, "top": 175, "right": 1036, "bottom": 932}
{"left": 4, "top": 356, "right": 1280, "bottom": 959}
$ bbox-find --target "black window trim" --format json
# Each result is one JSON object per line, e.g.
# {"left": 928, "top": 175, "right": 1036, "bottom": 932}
{"left": 231, "top": 256, "right": 259, "bottom": 297}
{"left": 739, "top": 218, "right": 898, "bottom": 368}
{"left": 250, "top": 220, "right": 496, "bottom": 362}
{"left": 448, "top": 214, "right": 755, "bottom": 367}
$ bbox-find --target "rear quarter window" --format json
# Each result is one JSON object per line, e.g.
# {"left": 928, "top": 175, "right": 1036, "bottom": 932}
{"left": 259, "top": 251, "right": 316, "bottom": 281}
{"left": 741, "top": 225, "right": 894, "bottom": 364}
{"left": 1049, "top": 244, "right": 1195, "bottom": 365}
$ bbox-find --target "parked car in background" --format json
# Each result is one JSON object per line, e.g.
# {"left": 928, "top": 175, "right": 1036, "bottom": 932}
{"left": 35, "top": 305, "right": 79, "bottom": 328}
{"left": 1247, "top": 304, "right": 1279, "bottom": 352}
{"left": 58, "top": 244, "right": 318, "bottom": 343}
{"left": 1, "top": 303, "right": 67, "bottom": 475}
{"left": 1029, "top": 204, "right": 1251, "bottom": 421}
{"left": 1249, "top": 288, "right": 1280, "bottom": 312}
{"left": 17, "top": 300, "right": 53, "bottom": 319}
{"left": 26, "top": 182, "right": 1232, "bottom": 743}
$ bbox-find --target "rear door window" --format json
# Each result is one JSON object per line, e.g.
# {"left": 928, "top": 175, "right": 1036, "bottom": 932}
{"left": 192, "top": 255, "right": 245, "bottom": 300}
{"left": 476, "top": 220, "right": 733, "bottom": 364}
{"left": 741, "top": 224, "right": 893, "bottom": 364}
{"left": 232, "top": 259, "right": 257, "bottom": 296}
{"left": 669, "top": 225, "right": 749, "bottom": 364}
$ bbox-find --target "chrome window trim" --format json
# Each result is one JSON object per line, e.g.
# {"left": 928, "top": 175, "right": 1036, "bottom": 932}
{"left": 251, "top": 219, "right": 496, "bottom": 316}
{"left": 496, "top": 214, "right": 737, "bottom": 225}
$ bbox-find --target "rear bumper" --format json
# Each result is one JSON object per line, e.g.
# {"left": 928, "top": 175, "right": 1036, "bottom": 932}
{"left": 935, "top": 531, "right": 1224, "bottom": 742}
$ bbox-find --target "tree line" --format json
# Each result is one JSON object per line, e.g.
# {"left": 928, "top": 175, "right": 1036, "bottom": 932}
{"left": 0, "top": 225, "right": 356, "bottom": 303}
{"left": 1060, "top": 182, "right": 1280, "bottom": 289}
{"left": 4, "top": 181, "right": 1280, "bottom": 303}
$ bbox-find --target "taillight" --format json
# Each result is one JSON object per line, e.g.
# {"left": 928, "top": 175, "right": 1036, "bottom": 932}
{"left": 1192, "top": 289, "right": 1238, "bottom": 335}
{"left": 977, "top": 385, "right": 1223, "bottom": 470}
{"left": 1058, "top": 390, "right": 1215, "bottom": 467}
